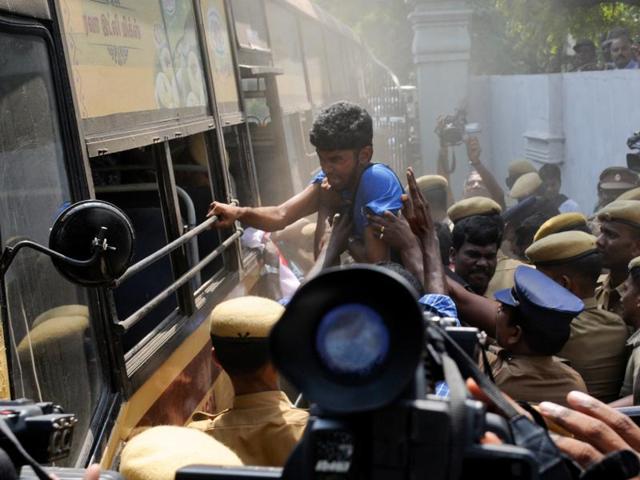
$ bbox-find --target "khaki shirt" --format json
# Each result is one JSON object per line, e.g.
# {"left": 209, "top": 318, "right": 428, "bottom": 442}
{"left": 596, "top": 273, "right": 626, "bottom": 319}
{"left": 188, "top": 391, "right": 309, "bottom": 467}
{"left": 620, "top": 329, "right": 640, "bottom": 399}
{"left": 485, "top": 250, "right": 526, "bottom": 299}
{"left": 558, "top": 298, "right": 629, "bottom": 402}
{"left": 488, "top": 348, "right": 587, "bottom": 406}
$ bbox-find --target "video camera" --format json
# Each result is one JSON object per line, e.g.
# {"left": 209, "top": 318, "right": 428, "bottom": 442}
{"left": 435, "top": 109, "right": 480, "bottom": 147}
{"left": 0, "top": 399, "right": 76, "bottom": 466}
{"left": 627, "top": 131, "right": 640, "bottom": 172}
{"left": 177, "top": 266, "right": 588, "bottom": 480}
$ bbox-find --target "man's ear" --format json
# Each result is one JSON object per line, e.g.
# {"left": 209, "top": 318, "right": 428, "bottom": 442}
{"left": 358, "top": 145, "right": 373, "bottom": 164}
{"left": 631, "top": 238, "right": 640, "bottom": 258}
{"left": 506, "top": 324, "right": 522, "bottom": 347}
{"left": 558, "top": 274, "right": 572, "bottom": 290}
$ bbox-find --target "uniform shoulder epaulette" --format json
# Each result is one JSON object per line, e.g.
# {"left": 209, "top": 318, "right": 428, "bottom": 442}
{"left": 191, "top": 409, "right": 229, "bottom": 422}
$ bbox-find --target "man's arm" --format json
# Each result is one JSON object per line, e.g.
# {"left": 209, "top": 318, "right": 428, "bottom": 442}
{"left": 208, "top": 184, "right": 321, "bottom": 231}
{"left": 467, "top": 137, "right": 506, "bottom": 210}
{"left": 446, "top": 277, "right": 498, "bottom": 333}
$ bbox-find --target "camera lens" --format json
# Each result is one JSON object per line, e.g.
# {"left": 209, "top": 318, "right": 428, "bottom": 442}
{"left": 315, "top": 303, "right": 390, "bottom": 377}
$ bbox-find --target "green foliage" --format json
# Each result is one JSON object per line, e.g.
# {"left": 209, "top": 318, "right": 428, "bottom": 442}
{"left": 470, "top": 0, "right": 640, "bottom": 74}
{"left": 314, "top": 0, "right": 414, "bottom": 82}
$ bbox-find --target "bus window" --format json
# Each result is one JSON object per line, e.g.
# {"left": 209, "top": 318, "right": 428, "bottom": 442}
{"left": 91, "top": 148, "right": 178, "bottom": 351}
{"left": 224, "top": 126, "right": 258, "bottom": 208}
{"left": 265, "top": 0, "right": 310, "bottom": 113}
{"left": 230, "top": 0, "right": 270, "bottom": 52}
{"left": 0, "top": 28, "right": 105, "bottom": 465}
{"left": 170, "top": 134, "right": 224, "bottom": 286}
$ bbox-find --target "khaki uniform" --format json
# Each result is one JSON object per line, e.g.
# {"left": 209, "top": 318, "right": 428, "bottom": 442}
{"left": 485, "top": 250, "right": 526, "bottom": 299}
{"left": 596, "top": 273, "right": 625, "bottom": 319}
{"left": 189, "top": 391, "right": 308, "bottom": 467}
{"left": 558, "top": 298, "right": 629, "bottom": 402}
{"left": 620, "top": 329, "right": 640, "bottom": 399}
{"left": 488, "top": 348, "right": 587, "bottom": 406}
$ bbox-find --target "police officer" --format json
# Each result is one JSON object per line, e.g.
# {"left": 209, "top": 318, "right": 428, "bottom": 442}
{"left": 188, "top": 296, "right": 308, "bottom": 467}
{"left": 618, "top": 257, "right": 640, "bottom": 405}
{"left": 120, "top": 426, "right": 242, "bottom": 480}
{"left": 416, "top": 174, "right": 451, "bottom": 227}
{"left": 509, "top": 172, "right": 543, "bottom": 202}
{"left": 533, "top": 212, "right": 591, "bottom": 242}
{"left": 596, "top": 167, "right": 639, "bottom": 211}
{"left": 525, "top": 231, "right": 628, "bottom": 402}
{"left": 489, "top": 266, "right": 587, "bottom": 406}
{"left": 505, "top": 159, "right": 537, "bottom": 190}
{"left": 595, "top": 200, "right": 640, "bottom": 320}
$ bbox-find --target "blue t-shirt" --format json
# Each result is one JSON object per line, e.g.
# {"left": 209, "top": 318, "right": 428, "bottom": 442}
{"left": 312, "top": 164, "right": 404, "bottom": 239}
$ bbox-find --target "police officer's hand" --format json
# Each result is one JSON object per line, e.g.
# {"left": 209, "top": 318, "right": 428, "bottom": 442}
{"left": 207, "top": 201, "right": 242, "bottom": 229}
{"left": 403, "top": 167, "right": 433, "bottom": 240}
{"left": 539, "top": 391, "right": 640, "bottom": 468}
{"left": 367, "top": 211, "right": 417, "bottom": 251}
{"left": 326, "top": 213, "right": 353, "bottom": 260}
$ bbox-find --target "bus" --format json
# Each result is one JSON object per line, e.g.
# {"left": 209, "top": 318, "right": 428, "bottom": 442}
{"left": 0, "top": 0, "right": 409, "bottom": 469}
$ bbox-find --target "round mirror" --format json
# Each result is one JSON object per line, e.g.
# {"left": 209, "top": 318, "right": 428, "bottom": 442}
{"left": 49, "top": 200, "right": 135, "bottom": 287}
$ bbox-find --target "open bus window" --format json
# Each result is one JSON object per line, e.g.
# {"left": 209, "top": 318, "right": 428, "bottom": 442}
{"left": 0, "top": 29, "right": 104, "bottom": 466}
{"left": 170, "top": 134, "right": 224, "bottom": 287}
{"left": 91, "top": 148, "right": 178, "bottom": 351}
{"left": 224, "top": 126, "right": 258, "bottom": 208}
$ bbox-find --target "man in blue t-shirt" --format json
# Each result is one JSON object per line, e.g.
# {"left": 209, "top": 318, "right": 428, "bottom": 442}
{"left": 208, "top": 102, "right": 403, "bottom": 263}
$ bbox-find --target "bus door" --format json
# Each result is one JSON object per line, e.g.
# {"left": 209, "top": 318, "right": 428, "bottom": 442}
{"left": 0, "top": 7, "right": 113, "bottom": 467}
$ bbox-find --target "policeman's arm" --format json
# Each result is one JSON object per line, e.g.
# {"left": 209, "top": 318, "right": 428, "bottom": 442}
{"left": 208, "top": 183, "right": 321, "bottom": 231}
{"left": 609, "top": 394, "right": 634, "bottom": 408}
{"left": 447, "top": 277, "right": 498, "bottom": 333}
{"left": 466, "top": 137, "right": 506, "bottom": 210}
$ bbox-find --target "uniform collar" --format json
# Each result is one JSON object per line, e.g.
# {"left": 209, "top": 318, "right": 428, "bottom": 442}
{"left": 582, "top": 297, "right": 598, "bottom": 310}
{"left": 627, "top": 328, "right": 640, "bottom": 348}
{"left": 233, "top": 390, "right": 292, "bottom": 409}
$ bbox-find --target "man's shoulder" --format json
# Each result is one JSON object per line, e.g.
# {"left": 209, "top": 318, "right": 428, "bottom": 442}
{"left": 282, "top": 406, "right": 310, "bottom": 425}
{"left": 362, "top": 163, "right": 401, "bottom": 184}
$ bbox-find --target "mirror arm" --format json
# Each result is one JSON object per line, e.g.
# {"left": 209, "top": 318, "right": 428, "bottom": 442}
{"left": 0, "top": 227, "right": 112, "bottom": 277}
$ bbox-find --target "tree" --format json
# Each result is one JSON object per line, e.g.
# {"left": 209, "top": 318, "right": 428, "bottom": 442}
{"left": 469, "top": 0, "right": 640, "bottom": 74}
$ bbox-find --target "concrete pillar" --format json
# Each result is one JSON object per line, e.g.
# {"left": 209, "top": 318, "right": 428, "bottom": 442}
{"left": 409, "top": 0, "right": 472, "bottom": 197}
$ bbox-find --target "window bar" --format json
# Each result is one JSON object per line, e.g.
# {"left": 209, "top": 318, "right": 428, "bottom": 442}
{"left": 117, "top": 228, "right": 243, "bottom": 333}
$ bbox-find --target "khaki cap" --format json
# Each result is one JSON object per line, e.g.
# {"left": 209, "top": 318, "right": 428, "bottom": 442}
{"left": 617, "top": 187, "right": 640, "bottom": 201}
{"left": 596, "top": 200, "right": 640, "bottom": 229}
{"left": 447, "top": 197, "right": 502, "bottom": 224}
{"left": 300, "top": 222, "right": 316, "bottom": 238}
{"left": 510, "top": 172, "right": 543, "bottom": 200}
{"left": 533, "top": 213, "right": 589, "bottom": 242}
{"left": 120, "top": 426, "right": 242, "bottom": 480}
{"left": 508, "top": 159, "right": 537, "bottom": 178}
{"left": 416, "top": 175, "right": 448, "bottom": 193}
{"left": 210, "top": 296, "right": 284, "bottom": 339}
{"left": 598, "top": 167, "right": 639, "bottom": 191}
{"left": 629, "top": 256, "right": 640, "bottom": 271}
{"left": 526, "top": 231, "right": 597, "bottom": 265}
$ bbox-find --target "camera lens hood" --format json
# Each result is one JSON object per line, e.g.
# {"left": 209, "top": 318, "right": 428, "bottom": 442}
{"left": 270, "top": 265, "right": 424, "bottom": 414}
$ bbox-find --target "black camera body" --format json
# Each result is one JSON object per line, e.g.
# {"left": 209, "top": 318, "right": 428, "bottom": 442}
{"left": 436, "top": 110, "right": 467, "bottom": 146}
{"left": 177, "top": 266, "right": 546, "bottom": 480}
{"left": 627, "top": 131, "right": 640, "bottom": 173}
{"left": 0, "top": 399, "right": 77, "bottom": 465}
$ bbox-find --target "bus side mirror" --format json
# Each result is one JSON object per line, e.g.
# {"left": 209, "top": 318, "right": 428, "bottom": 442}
{"left": 0, "top": 200, "right": 135, "bottom": 287}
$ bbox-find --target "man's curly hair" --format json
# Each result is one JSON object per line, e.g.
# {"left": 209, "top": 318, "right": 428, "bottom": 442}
{"left": 309, "top": 101, "right": 373, "bottom": 151}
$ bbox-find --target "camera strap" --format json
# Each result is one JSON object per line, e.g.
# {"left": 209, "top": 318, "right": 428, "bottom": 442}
{"left": 0, "top": 417, "right": 50, "bottom": 480}
{"left": 434, "top": 326, "right": 575, "bottom": 480}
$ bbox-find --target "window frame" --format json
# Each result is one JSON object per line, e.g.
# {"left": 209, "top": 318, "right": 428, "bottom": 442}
{"left": 0, "top": 11, "right": 121, "bottom": 467}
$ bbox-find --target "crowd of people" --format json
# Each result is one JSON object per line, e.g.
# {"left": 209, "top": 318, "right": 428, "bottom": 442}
{"left": 108, "top": 101, "right": 640, "bottom": 480}
{"left": 571, "top": 27, "right": 640, "bottom": 72}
